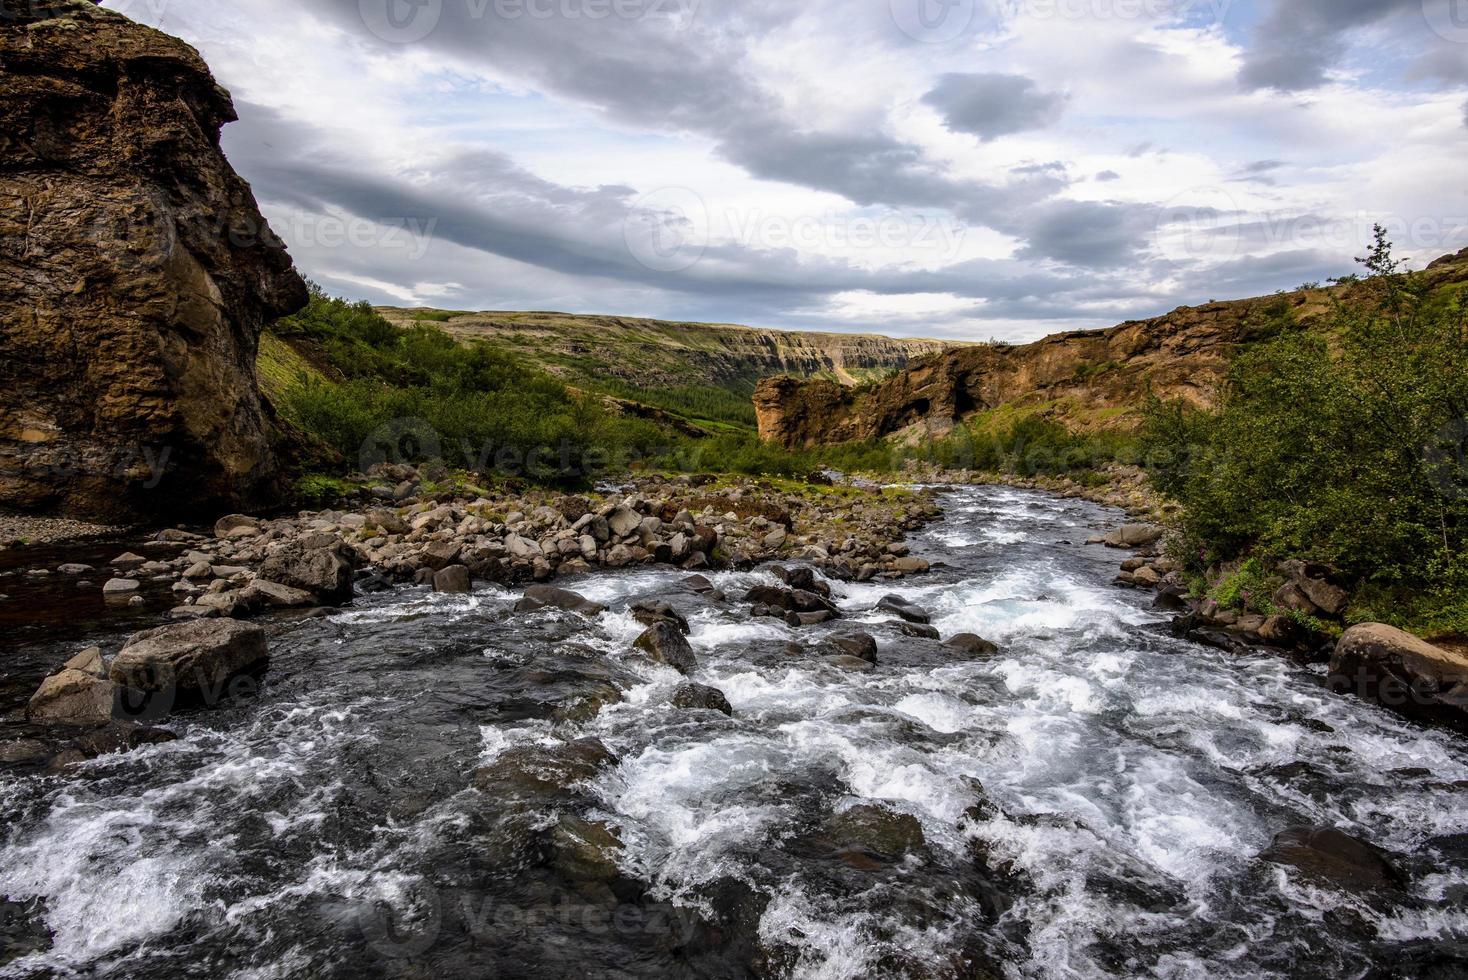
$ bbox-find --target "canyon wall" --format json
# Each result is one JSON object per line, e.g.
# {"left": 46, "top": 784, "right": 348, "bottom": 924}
{"left": 0, "top": 0, "right": 306, "bottom": 521}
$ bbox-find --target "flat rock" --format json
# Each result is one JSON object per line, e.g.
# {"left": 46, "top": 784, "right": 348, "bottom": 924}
{"left": 110, "top": 619, "right": 268, "bottom": 696}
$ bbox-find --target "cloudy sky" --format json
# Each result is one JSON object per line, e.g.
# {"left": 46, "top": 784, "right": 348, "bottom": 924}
{"left": 108, "top": 0, "right": 1468, "bottom": 340}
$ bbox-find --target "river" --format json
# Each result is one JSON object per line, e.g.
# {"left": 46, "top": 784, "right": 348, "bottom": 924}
{"left": 2, "top": 486, "right": 1466, "bottom": 978}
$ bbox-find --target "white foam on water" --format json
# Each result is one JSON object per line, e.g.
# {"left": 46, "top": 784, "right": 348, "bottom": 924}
{"left": 328, "top": 587, "right": 514, "bottom": 626}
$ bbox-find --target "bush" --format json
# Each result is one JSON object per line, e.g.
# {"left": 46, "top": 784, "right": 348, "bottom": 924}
{"left": 1141, "top": 227, "right": 1468, "bottom": 626}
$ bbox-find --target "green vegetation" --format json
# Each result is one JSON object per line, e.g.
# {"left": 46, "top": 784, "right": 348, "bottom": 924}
{"left": 1141, "top": 228, "right": 1468, "bottom": 634}
{"left": 268, "top": 285, "right": 667, "bottom": 484}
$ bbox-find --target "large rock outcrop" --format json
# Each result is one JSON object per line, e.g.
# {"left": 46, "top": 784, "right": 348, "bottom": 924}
{"left": 755, "top": 253, "right": 1468, "bottom": 449}
{"left": 0, "top": 0, "right": 307, "bottom": 521}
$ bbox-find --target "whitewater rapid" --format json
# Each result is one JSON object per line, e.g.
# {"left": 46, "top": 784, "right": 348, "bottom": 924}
{"left": 2, "top": 486, "right": 1466, "bottom": 979}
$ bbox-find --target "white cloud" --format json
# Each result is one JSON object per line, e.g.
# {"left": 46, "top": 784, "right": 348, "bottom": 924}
{"left": 104, "top": 0, "right": 1468, "bottom": 339}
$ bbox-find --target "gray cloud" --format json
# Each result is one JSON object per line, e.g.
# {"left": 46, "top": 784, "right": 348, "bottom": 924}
{"left": 922, "top": 73, "right": 1067, "bottom": 141}
{"left": 1014, "top": 200, "right": 1161, "bottom": 269}
{"left": 1239, "top": 0, "right": 1418, "bottom": 91}
{"left": 1095, "top": 170, "right": 1121, "bottom": 182}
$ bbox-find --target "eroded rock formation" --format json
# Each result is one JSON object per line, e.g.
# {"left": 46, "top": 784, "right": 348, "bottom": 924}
{"left": 0, "top": 0, "right": 307, "bottom": 520}
{"left": 755, "top": 253, "right": 1468, "bottom": 449}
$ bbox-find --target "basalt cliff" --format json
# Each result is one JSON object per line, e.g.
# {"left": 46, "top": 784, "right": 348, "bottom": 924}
{"left": 0, "top": 0, "right": 306, "bottom": 521}
{"left": 378, "top": 309, "right": 960, "bottom": 392}
{"left": 756, "top": 248, "right": 1468, "bottom": 449}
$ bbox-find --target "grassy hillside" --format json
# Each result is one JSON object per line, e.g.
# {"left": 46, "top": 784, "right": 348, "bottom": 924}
{"left": 375, "top": 308, "right": 961, "bottom": 429}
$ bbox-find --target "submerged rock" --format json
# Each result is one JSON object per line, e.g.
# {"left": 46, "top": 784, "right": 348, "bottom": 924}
{"left": 1258, "top": 826, "right": 1404, "bottom": 892}
{"left": 515, "top": 585, "right": 607, "bottom": 616}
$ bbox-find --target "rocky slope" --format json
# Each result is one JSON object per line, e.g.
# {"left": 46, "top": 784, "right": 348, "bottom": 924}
{"left": 756, "top": 252, "right": 1468, "bottom": 448}
{"left": 0, "top": 0, "right": 306, "bottom": 521}
{"left": 379, "top": 308, "right": 960, "bottom": 397}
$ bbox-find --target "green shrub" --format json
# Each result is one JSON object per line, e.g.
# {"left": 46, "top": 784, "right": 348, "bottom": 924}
{"left": 1141, "top": 227, "right": 1468, "bottom": 628}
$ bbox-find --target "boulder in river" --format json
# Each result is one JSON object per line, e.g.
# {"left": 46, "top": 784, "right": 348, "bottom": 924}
{"left": 631, "top": 600, "right": 690, "bottom": 634}
{"left": 110, "top": 619, "right": 268, "bottom": 697}
{"left": 515, "top": 585, "right": 607, "bottom": 617}
{"left": 633, "top": 622, "right": 697, "bottom": 674}
{"left": 877, "top": 595, "right": 930, "bottom": 624}
{"left": 258, "top": 539, "right": 355, "bottom": 605}
{"left": 432, "top": 565, "right": 472, "bottom": 594}
{"left": 1327, "top": 623, "right": 1468, "bottom": 728}
{"left": 1258, "top": 826, "right": 1405, "bottom": 892}
{"left": 473, "top": 738, "right": 619, "bottom": 800}
{"left": 944, "top": 634, "right": 1000, "bottom": 658}
{"left": 828, "top": 632, "right": 878, "bottom": 664}
{"left": 815, "top": 803, "right": 926, "bottom": 868}
{"left": 671, "top": 683, "right": 733, "bottom": 716}
{"left": 26, "top": 648, "right": 127, "bottom": 726}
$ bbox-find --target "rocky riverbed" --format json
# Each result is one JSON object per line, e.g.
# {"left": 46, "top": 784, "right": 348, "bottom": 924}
{"left": 2, "top": 484, "right": 1465, "bottom": 979}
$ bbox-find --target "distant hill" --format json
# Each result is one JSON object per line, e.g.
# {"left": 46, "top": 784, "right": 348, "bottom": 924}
{"left": 374, "top": 309, "right": 964, "bottom": 429}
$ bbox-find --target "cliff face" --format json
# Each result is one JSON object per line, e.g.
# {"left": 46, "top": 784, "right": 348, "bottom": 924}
{"left": 755, "top": 254, "right": 1468, "bottom": 449}
{"left": 378, "top": 309, "right": 959, "bottom": 392}
{"left": 0, "top": 0, "right": 306, "bottom": 521}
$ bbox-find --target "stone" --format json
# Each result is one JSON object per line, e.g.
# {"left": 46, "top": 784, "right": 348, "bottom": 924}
{"left": 1328, "top": 623, "right": 1468, "bottom": 728}
{"left": 1258, "top": 827, "right": 1404, "bottom": 892}
{"left": 258, "top": 539, "right": 355, "bottom": 605}
{"left": 110, "top": 553, "right": 146, "bottom": 566}
{"left": 631, "top": 600, "right": 690, "bottom": 634}
{"left": 546, "top": 815, "right": 625, "bottom": 884}
{"left": 898, "top": 622, "right": 940, "bottom": 640}
{"left": 473, "top": 738, "right": 618, "bottom": 799}
{"left": 515, "top": 585, "right": 607, "bottom": 617}
{"left": 56, "top": 563, "right": 93, "bottom": 575}
{"left": 671, "top": 683, "right": 733, "bottom": 716}
{"left": 420, "top": 540, "right": 463, "bottom": 570}
{"left": 64, "top": 647, "right": 107, "bottom": 678}
{"left": 891, "top": 556, "right": 929, "bottom": 574}
{"left": 607, "top": 506, "right": 641, "bottom": 538}
{"left": 102, "top": 578, "right": 140, "bottom": 594}
{"left": 876, "top": 595, "right": 930, "bottom": 624}
{"left": 240, "top": 578, "right": 315, "bottom": 607}
{"left": 110, "top": 619, "right": 268, "bottom": 695}
{"left": 183, "top": 561, "right": 214, "bottom": 580}
{"left": 819, "top": 803, "right": 926, "bottom": 863}
{"left": 944, "top": 634, "right": 1000, "bottom": 658}
{"left": 0, "top": 1, "right": 307, "bottom": 521}
{"left": 633, "top": 622, "right": 697, "bottom": 674}
{"left": 27, "top": 669, "right": 120, "bottom": 725}
{"left": 214, "top": 515, "right": 260, "bottom": 539}
{"left": 828, "top": 632, "right": 878, "bottom": 664}
{"left": 432, "top": 565, "right": 472, "bottom": 594}
{"left": 504, "top": 534, "right": 543, "bottom": 560}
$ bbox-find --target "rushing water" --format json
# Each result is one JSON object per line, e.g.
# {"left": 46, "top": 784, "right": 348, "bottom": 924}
{"left": 2, "top": 487, "right": 1467, "bottom": 979}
